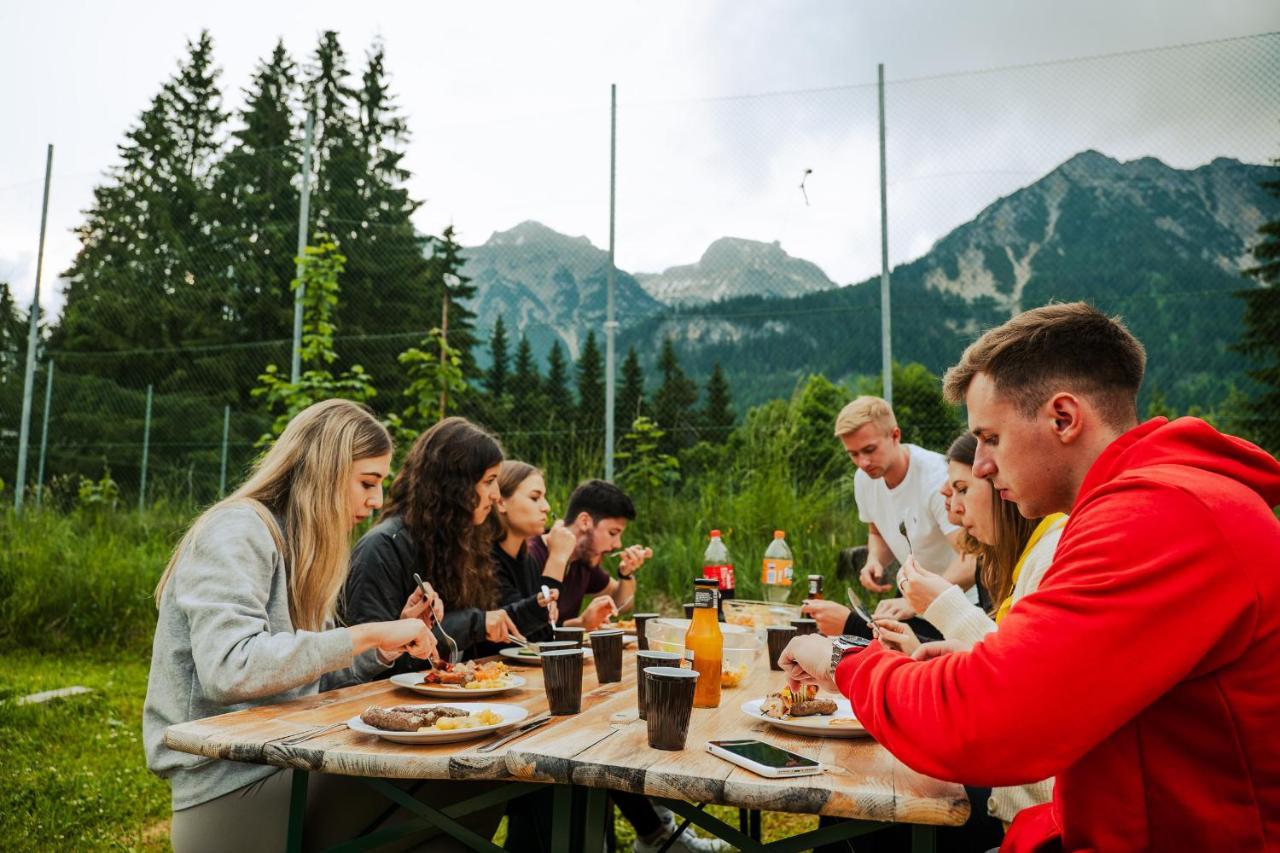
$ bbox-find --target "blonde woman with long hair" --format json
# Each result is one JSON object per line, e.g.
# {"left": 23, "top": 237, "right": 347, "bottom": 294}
{"left": 143, "top": 400, "right": 444, "bottom": 852}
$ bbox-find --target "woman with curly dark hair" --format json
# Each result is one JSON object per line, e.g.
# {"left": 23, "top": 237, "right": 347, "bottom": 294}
{"left": 344, "top": 416, "right": 522, "bottom": 670}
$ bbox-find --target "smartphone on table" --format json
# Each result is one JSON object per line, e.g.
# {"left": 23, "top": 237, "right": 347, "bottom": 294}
{"left": 706, "top": 739, "right": 822, "bottom": 778}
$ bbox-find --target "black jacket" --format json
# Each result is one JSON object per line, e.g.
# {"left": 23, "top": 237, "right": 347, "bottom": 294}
{"left": 344, "top": 515, "right": 489, "bottom": 674}
{"left": 492, "top": 541, "right": 561, "bottom": 643}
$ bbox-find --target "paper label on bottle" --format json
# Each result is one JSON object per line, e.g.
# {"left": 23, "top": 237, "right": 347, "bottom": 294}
{"left": 693, "top": 587, "right": 718, "bottom": 609}
{"left": 761, "top": 558, "right": 794, "bottom": 587}
{"left": 702, "top": 564, "right": 736, "bottom": 591}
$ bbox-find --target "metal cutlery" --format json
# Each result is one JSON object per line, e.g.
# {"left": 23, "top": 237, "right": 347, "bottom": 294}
{"left": 475, "top": 715, "right": 551, "bottom": 753}
{"left": 415, "top": 572, "right": 461, "bottom": 665}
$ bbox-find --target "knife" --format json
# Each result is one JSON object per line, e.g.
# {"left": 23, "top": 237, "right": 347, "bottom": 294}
{"left": 475, "top": 715, "right": 552, "bottom": 753}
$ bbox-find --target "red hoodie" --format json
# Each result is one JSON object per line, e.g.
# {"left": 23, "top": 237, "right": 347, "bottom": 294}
{"left": 836, "top": 418, "right": 1280, "bottom": 852}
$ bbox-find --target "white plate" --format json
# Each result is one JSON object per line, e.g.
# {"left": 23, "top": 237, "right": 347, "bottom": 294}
{"left": 347, "top": 702, "right": 530, "bottom": 744}
{"left": 498, "top": 646, "right": 593, "bottom": 666}
{"left": 740, "top": 697, "right": 868, "bottom": 738}
{"left": 389, "top": 671, "right": 527, "bottom": 697}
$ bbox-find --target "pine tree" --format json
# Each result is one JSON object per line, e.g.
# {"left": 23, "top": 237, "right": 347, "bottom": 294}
{"left": 702, "top": 362, "right": 734, "bottom": 443}
{"left": 57, "top": 30, "right": 229, "bottom": 391}
{"left": 1234, "top": 155, "right": 1280, "bottom": 453}
{"left": 545, "top": 342, "right": 571, "bottom": 409}
{"left": 652, "top": 338, "right": 700, "bottom": 454}
{"left": 211, "top": 40, "right": 300, "bottom": 398}
{"left": 486, "top": 317, "right": 510, "bottom": 398}
{"left": 0, "top": 283, "right": 26, "bottom": 384}
{"left": 428, "top": 226, "right": 478, "bottom": 376}
{"left": 509, "top": 334, "right": 542, "bottom": 457}
{"left": 617, "top": 346, "right": 646, "bottom": 431}
{"left": 575, "top": 330, "right": 605, "bottom": 438}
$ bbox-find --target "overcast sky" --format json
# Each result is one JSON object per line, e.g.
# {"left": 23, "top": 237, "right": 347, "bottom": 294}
{"left": 1, "top": 1, "right": 1278, "bottom": 319}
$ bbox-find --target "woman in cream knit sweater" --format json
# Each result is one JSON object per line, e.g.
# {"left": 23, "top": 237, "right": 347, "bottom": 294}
{"left": 877, "top": 432, "right": 1064, "bottom": 827}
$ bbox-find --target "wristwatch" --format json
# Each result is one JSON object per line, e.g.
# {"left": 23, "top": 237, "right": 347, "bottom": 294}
{"left": 830, "top": 634, "right": 871, "bottom": 673}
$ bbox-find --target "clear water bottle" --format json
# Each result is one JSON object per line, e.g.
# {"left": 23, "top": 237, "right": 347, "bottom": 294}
{"left": 702, "top": 530, "right": 735, "bottom": 620}
{"left": 761, "top": 530, "right": 794, "bottom": 603}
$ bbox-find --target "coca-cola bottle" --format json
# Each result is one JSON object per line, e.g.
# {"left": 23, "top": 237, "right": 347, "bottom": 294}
{"left": 702, "top": 530, "right": 735, "bottom": 620}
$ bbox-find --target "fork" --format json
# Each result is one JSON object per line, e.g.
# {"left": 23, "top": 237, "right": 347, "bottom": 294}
{"left": 897, "top": 520, "right": 914, "bottom": 555}
{"left": 415, "top": 572, "right": 460, "bottom": 665}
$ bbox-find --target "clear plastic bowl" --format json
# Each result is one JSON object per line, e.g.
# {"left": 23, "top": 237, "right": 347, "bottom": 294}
{"left": 722, "top": 598, "right": 802, "bottom": 630}
{"left": 643, "top": 618, "right": 761, "bottom": 688}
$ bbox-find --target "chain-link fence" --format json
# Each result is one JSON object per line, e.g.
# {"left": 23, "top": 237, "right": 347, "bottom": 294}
{"left": 2, "top": 32, "right": 1279, "bottom": 509}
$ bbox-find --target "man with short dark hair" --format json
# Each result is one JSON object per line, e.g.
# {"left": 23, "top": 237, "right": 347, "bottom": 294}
{"left": 782, "top": 302, "right": 1280, "bottom": 851}
{"left": 527, "top": 478, "right": 652, "bottom": 630}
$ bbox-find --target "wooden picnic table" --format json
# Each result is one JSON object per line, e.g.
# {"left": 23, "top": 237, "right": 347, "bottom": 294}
{"left": 165, "top": 645, "right": 968, "bottom": 852}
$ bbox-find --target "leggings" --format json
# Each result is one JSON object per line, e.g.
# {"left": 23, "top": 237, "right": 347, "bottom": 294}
{"left": 170, "top": 768, "right": 504, "bottom": 853}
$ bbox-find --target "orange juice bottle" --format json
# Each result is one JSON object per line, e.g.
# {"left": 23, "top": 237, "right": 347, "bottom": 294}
{"left": 685, "top": 578, "right": 723, "bottom": 708}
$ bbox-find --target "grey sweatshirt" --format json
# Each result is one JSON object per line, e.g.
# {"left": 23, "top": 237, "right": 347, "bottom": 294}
{"left": 143, "top": 502, "right": 388, "bottom": 810}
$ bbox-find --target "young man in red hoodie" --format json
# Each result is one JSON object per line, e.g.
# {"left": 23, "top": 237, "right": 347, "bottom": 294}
{"left": 781, "top": 302, "right": 1280, "bottom": 852}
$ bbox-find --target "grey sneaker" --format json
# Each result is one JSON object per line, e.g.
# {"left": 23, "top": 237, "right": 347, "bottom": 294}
{"left": 632, "top": 830, "right": 733, "bottom": 853}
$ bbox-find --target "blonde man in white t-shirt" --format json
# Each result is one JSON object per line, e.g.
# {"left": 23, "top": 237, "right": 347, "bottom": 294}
{"left": 802, "top": 396, "right": 975, "bottom": 635}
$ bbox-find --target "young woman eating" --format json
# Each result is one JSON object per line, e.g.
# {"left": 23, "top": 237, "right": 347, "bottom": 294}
{"left": 143, "top": 399, "right": 441, "bottom": 852}
{"left": 490, "top": 460, "right": 573, "bottom": 643}
{"left": 345, "top": 416, "right": 522, "bottom": 667}
{"left": 875, "top": 430, "right": 1065, "bottom": 829}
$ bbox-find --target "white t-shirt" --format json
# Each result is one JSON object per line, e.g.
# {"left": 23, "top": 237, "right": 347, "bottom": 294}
{"left": 854, "top": 443, "right": 964, "bottom": 592}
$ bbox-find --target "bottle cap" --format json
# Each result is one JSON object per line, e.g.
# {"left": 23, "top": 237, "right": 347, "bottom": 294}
{"left": 710, "top": 529, "right": 721, "bottom": 538}
{"left": 773, "top": 530, "right": 785, "bottom": 538}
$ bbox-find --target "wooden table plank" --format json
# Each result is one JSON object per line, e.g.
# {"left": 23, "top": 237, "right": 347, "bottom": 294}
{"left": 506, "top": 653, "right": 968, "bottom": 824}
{"left": 163, "top": 648, "right": 969, "bottom": 826}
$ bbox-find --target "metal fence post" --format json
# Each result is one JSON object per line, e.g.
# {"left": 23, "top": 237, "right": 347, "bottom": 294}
{"left": 14, "top": 144, "right": 53, "bottom": 513}
{"left": 219, "top": 405, "right": 230, "bottom": 498}
{"left": 604, "top": 83, "right": 618, "bottom": 481}
{"left": 139, "top": 384, "right": 153, "bottom": 512}
{"left": 35, "top": 359, "right": 54, "bottom": 507}
{"left": 291, "top": 103, "right": 316, "bottom": 384}
{"left": 878, "top": 64, "right": 893, "bottom": 406}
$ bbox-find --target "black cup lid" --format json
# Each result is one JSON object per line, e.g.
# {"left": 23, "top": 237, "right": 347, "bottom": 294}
{"left": 540, "top": 648, "right": 585, "bottom": 657}
{"left": 768, "top": 625, "right": 798, "bottom": 632}
{"left": 589, "top": 629, "right": 625, "bottom": 638}
{"left": 644, "top": 665, "right": 699, "bottom": 680}
{"left": 636, "top": 651, "right": 683, "bottom": 662}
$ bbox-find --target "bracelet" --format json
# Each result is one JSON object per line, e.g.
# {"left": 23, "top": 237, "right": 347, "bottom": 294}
{"left": 616, "top": 568, "right": 636, "bottom": 581}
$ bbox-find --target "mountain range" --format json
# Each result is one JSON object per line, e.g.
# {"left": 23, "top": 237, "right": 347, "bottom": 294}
{"left": 459, "top": 151, "right": 1279, "bottom": 411}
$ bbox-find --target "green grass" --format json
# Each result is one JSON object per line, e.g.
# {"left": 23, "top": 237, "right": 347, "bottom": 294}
{"left": 0, "top": 649, "right": 169, "bottom": 851}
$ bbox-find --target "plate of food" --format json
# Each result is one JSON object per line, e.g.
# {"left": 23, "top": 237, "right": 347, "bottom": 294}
{"left": 348, "top": 702, "right": 529, "bottom": 744}
{"left": 498, "top": 646, "right": 594, "bottom": 666}
{"left": 600, "top": 620, "right": 639, "bottom": 646}
{"left": 390, "top": 661, "right": 526, "bottom": 697}
{"left": 740, "top": 686, "right": 867, "bottom": 738}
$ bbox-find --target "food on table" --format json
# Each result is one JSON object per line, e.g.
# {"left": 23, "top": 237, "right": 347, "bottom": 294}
{"left": 422, "top": 660, "right": 511, "bottom": 689}
{"left": 432, "top": 709, "right": 503, "bottom": 730}
{"left": 726, "top": 613, "right": 756, "bottom": 628}
{"left": 720, "top": 663, "right": 748, "bottom": 688}
{"left": 359, "top": 704, "right": 502, "bottom": 732}
{"left": 759, "top": 685, "right": 838, "bottom": 719}
{"left": 827, "top": 718, "right": 862, "bottom": 728}
{"left": 611, "top": 618, "right": 637, "bottom": 632}
{"left": 361, "top": 704, "right": 469, "bottom": 731}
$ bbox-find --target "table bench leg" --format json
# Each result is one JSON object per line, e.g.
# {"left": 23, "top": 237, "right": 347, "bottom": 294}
{"left": 911, "top": 825, "right": 937, "bottom": 853}
{"left": 551, "top": 784, "right": 573, "bottom": 853}
{"left": 287, "top": 770, "right": 309, "bottom": 853}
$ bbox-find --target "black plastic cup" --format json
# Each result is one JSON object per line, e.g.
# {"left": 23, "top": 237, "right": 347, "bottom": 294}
{"left": 534, "top": 640, "right": 577, "bottom": 653}
{"left": 791, "top": 618, "right": 818, "bottom": 636}
{"left": 633, "top": 613, "right": 660, "bottom": 651}
{"left": 767, "top": 626, "right": 798, "bottom": 671}
{"left": 589, "top": 629, "right": 625, "bottom": 683}
{"left": 645, "top": 667, "right": 700, "bottom": 750}
{"left": 553, "top": 626, "right": 585, "bottom": 648}
{"left": 635, "top": 651, "right": 682, "bottom": 720}
{"left": 682, "top": 602, "right": 695, "bottom": 619}
{"left": 541, "top": 649, "right": 585, "bottom": 715}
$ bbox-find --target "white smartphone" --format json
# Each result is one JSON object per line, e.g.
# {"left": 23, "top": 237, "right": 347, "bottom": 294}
{"left": 706, "top": 739, "right": 823, "bottom": 778}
